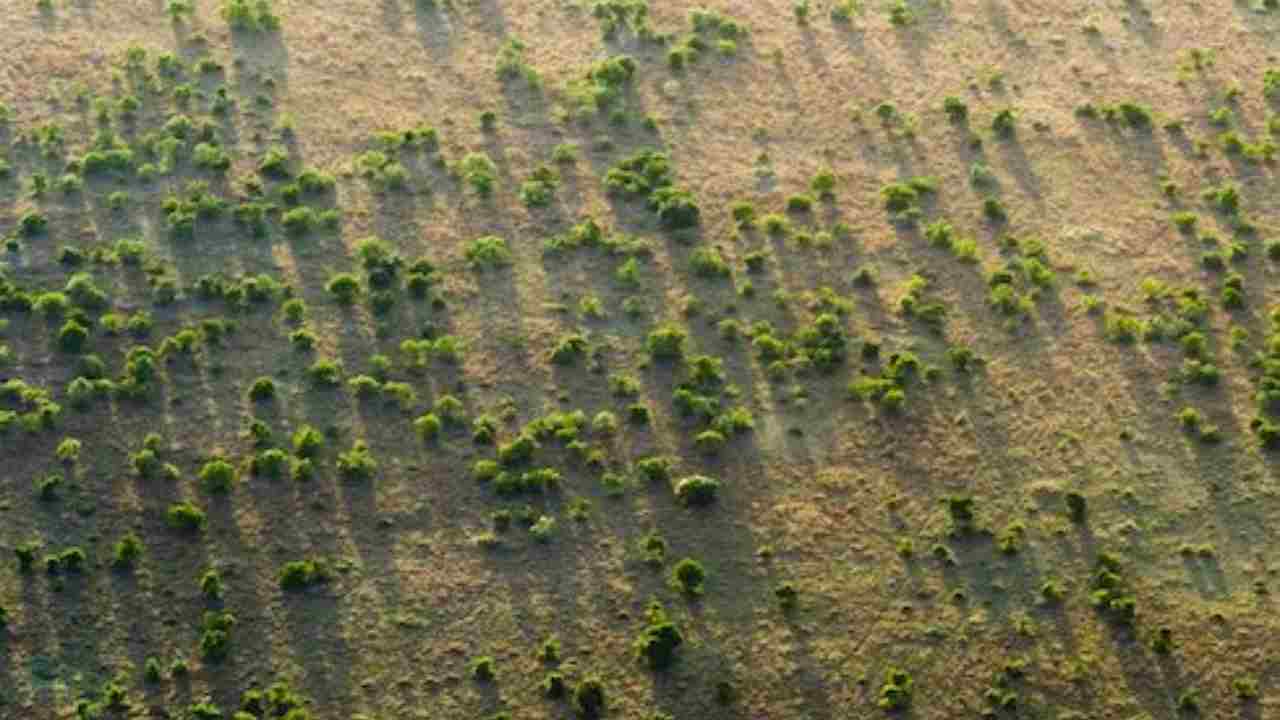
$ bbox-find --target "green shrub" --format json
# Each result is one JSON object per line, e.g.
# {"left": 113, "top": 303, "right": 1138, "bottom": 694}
{"left": 460, "top": 152, "right": 498, "bottom": 196}
{"left": 645, "top": 324, "right": 687, "bottom": 359}
{"left": 248, "top": 376, "right": 276, "bottom": 401}
{"left": 251, "top": 448, "right": 288, "bottom": 478}
{"left": 992, "top": 108, "right": 1017, "bottom": 137}
{"left": 636, "top": 456, "right": 674, "bottom": 483}
{"left": 551, "top": 333, "right": 589, "bottom": 364}
{"left": 983, "top": 197, "right": 1008, "bottom": 222}
{"left": 690, "top": 247, "right": 730, "bottom": 278}
{"left": 572, "top": 676, "right": 607, "bottom": 719}
{"left": 279, "top": 558, "right": 330, "bottom": 590}
{"left": 200, "top": 610, "right": 236, "bottom": 661}
{"left": 671, "top": 557, "right": 706, "bottom": 595}
{"left": 470, "top": 656, "right": 496, "bottom": 682}
{"left": 15, "top": 542, "right": 38, "bottom": 573}
{"left": 200, "top": 569, "right": 224, "bottom": 599}
{"left": 498, "top": 433, "right": 538, "bottom": 466}
{"left": 466, "top": 236, "right": 511, "bottom": 269}
{"left": 519, "top": 165, "right": 560, "bottom": 207}
{"left": 878, "top": 668, "right": 914, "bottom": 710}
{"left": 199, "top": 458, "right": 236, "bottom": 493}
{"left": 674, "top": 475, "right": 720, "bottom": 506}
{"left": 112, "top": 533, "right": 144, "bottom": 569}
{"left": 325, "top": 273, "right": 361, "bottom": 304}
{"left": 35, "top": 473, "right": 62, "bottom": 501}
{"left": 943, "top": 95, "right": 969, "bottom": 121}
{"left": 414, "top": 413, "right": 442, "bottom": 441}
{"left": 281, "top": 207, "right": 316, "bottom": 235}
{"left": 650, "top": 186, "right": 701, "bottom": 229}
{"left": 166, "top": 502, "right": 206, "bottom": 532}
{"left": 57, "top": 320, "right": 89, "bottom": 353}
{"left": 222, "top": 0, "right": 281, "bottom": 31}
{"left": 542, "top": 671, "right": 567, "bottom": 698}
{"left": 336, "top": 441, "right": 377, "bottom": 481}
{"left": 811, "top": 168, "right": 837, "bottom": 198}
{"left": 292, "top": 425, "right": 324, "bottom": 457}
{"left": 634, "top": 601, "right": 683, "bottom": 669}
{"left": 307, "top": 359, "right": 343, "bottom": 386}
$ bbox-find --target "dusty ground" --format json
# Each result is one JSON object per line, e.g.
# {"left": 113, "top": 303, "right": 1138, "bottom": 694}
{"left": 1, "top": 0, "right": 1280, "bottom": 718}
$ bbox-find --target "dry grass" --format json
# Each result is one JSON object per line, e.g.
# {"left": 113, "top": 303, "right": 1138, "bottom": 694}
{"left": 0, "top": 1, "right": 1279, "bottom": 718}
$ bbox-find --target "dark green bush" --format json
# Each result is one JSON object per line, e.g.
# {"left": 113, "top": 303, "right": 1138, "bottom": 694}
{"left": 200, "top": 610, "right": 236, "bottom": 661}
{"left": 112, "top": 533, "right": 144, "bottom": 569}
{"left": 336, "top": 441, "right": 377, "bottom": 481}
{"left": 992, "top": 108, "right": 1017, "bottom": 137}
{"left": 671, "top": 557, "right": 706, "bottom": 595}
{"left": 15, "top": 542, "right": 38, "bottom": 572}
{"left": 674, "top": 475, "right": 720, "bottom": 506}
{"left": 879, "top": 668, "right": 914, "bottom": 710}
{"left": 645, "top": 324, "right": 687, "bottom": 359}
{"left": 248, "top": 376, "right": 276, "bottom": 401}
{"left": 279, "top": 558, "right": 330, "bottom": 590}
{"left": 166, "top": 502, "right": 206, "bottom": 532}
{"left": 470, "top": 656, "right": 496, "bottom": 682}
{"left": 572, "top": 676, "right": 607, "bottom": 719}
{"left": 199, "top": 458, "right": 236, "bottom": 493}
{"left": 292, "top": 425, "right": 324, "bottom": 457}
{"left": 634, "top": 600, "right": 683, "bottom": 669}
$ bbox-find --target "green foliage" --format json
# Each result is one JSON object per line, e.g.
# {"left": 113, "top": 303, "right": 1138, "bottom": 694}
{"left": 671, "top": 557, "right": 706, "bottom": 595}
{"left": 634, "top": 601, "right": 683, "bottom": 669}
{"left": 112, "top": 533, "right": 144, "bottom": 569}
{"left": 670, "top": 471, "right": 721, "bottom": 504}
{"left": 572, "top": 675, "right": 607, "bottom": 719}
{"left": 336, "top": 440, "right": 377, "bottom": 481}
{"left": 991, "top": 108, "right": 1017, "bottom": 137}
{"left": 166, "top": 502, "right": 206, "bottom": 532}
{"left": 645, "top": 324, "right": 687, "bottom": 360}
{"left": 466, "top": 236, "right": 512, "bottom": 269}
{"left": 279, "top": 558, "right": 330, "bottom": 590}
{"left": 199, "top": 458, "right": 236, "bottom": 493}
{"left": 222, "top": 0, "right": 281, "bottom": 31}
{"left": 248, "top": 376, "right": 276, "bottom": 401}
{"left": 878, "top": 668, "right": 914, "bottom": 710}
{"left": 200, "top": 610, "right": 236, "bottom": 661}
{"left": 460, "top": 152, "right": 498, "bottom": 196}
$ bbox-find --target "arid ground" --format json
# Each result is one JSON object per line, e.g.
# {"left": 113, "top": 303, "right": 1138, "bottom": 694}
{"left": 1, "top": 1, "right": 1280, "bottom": 718}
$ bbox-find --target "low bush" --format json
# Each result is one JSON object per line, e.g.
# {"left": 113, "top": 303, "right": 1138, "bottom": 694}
{"left": 671, "top": 557, "right": 707, "bottom": 595}
{"left": 879, "top": 668, "right": 914, "bottom": 710}
{"left": 166, "top": 502, "right": 206, "bottom": 532}
{"left": 279, "top": 558, "right": 330, "bottom": 590}
{"left": 572, "top": 676, "right": 607, "bottom": 719}
{"left": 336, "top": 441, "right": 377, "bottom": 481}
{"left": 112, "top": 533, "right": 144, "bottom": 569}
{"left": 199, "top": 458, "right": 236, "bottom": 493}
{"left": 634, "top": 600, "right": 683, "bottom": 669}
{"left": 645, "top": 324, "right": 687, "bottom": 359}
